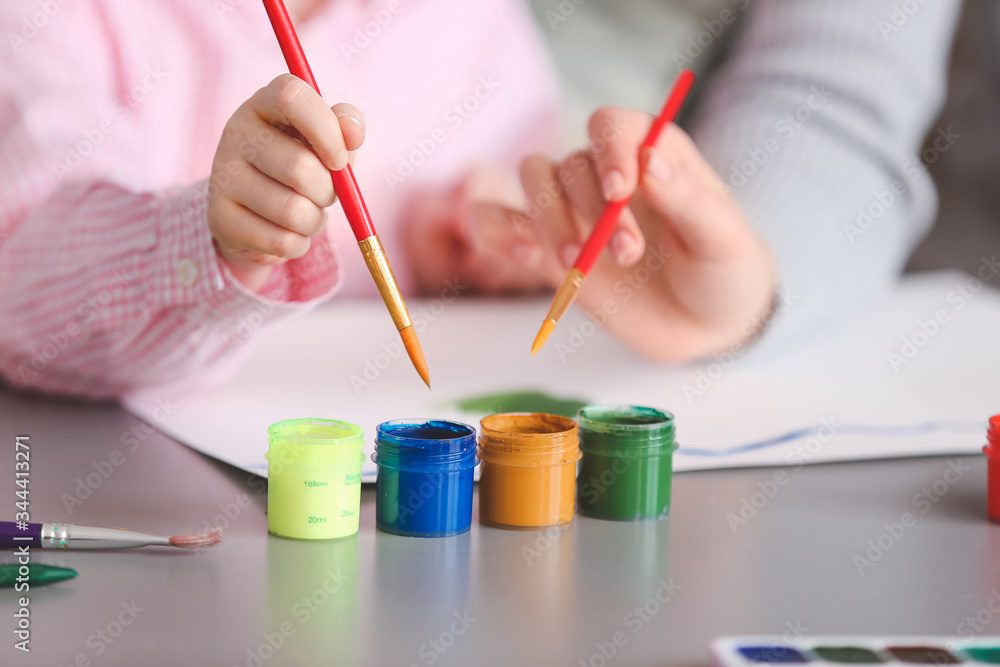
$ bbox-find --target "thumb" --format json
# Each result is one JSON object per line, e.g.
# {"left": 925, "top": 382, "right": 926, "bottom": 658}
{"left": 638, "top": 142, "right": 746, "bottom": 261}
{"left": 331, "top": 103, "right": 366, "bottom": 152}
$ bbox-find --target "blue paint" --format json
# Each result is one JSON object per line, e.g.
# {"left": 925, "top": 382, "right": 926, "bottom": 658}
{"left": 736, "top": 646, "right": 810, "bottom": 663}
{"left": 373, "top": 420, "right": 477, "bottom": 538}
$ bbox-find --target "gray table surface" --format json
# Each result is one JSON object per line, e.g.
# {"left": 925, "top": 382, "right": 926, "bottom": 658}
{"left": 0, "top": 388, "right": 996, "bottom": 667}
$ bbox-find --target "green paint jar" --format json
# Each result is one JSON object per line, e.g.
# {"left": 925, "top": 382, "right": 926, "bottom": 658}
{"left": 577, "top": 405, "right": 677, "bottom": 521}
{"left": 266, "top": 418, "right": 366, "bottom": 540}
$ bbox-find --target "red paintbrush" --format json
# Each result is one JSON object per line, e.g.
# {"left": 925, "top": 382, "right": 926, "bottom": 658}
{"left": 261, "top": 0, "right": 430, "bottom": 388}
{"left": 531, "top": 69, "right": 696, "bottom": 354}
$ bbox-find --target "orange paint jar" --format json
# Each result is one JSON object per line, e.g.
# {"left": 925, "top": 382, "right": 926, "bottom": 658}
{"left": 478, "top": 413, "right": 581, "bottom": 530}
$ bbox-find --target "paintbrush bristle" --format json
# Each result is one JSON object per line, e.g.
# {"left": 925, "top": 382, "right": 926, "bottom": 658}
{"left": 399, "top": 325, "right": 431, "bottom": 389}
{"left": 168, "top": 529, "right": 222, "bottom": 549}
{"left": 531, "top": 320, "right": 556, "bottom": 355}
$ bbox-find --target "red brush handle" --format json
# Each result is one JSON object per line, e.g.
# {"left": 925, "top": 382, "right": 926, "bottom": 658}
{"left": 262, "top": 0, "right": 376, "bottom": 241}
{"left": 573, "top": 69, "right": 695, "bottom": 275}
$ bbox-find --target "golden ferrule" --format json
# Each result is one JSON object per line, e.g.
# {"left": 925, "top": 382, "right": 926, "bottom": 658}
{"left": 545, "top": 268, "right": 585, "bottom": 323}
{"left": 358, "top": 235, "right": 411, "bottom": 331}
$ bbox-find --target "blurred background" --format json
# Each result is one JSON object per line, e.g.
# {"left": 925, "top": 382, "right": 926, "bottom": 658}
{"left": 908, "top": 0, "right": 1000, "bottom": 274}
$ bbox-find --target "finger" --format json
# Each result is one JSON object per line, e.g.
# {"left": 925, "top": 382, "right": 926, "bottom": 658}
{"left": 638, "top": 140, "right": 744, "bottom": 260}
{"left": 462, "top": 164, "right": 536, "bottom": 266}
{"left": 558, "top": 150, "right": 646, "bottom": 267}
{"left": 244, "top": 121, "right": 337, "bottom": 208}
{"left": 332, "top": 103, "right": 366, "bottom": 152}
{"left": 460, "top": 163, "right": 528, "bottom": 233}
{"left": 553, "top": 151, "right": 598, "bottom": 241}
{"left": 463, "top": 209, "right": 551, "bottom": 293}
{"left": 520, "top": 154, "right": 579, "bottom": 275}
{"left": 469, "top": 201, "right": 542, "bottom": 268}
{"left": 251, "top": 74, "right": 352, "bottom": 171}
{"left": 456, "top": 203, "right": 551, "bottom": 293}
{"left": 214, "top": 198, "right": 312, "bottom": 262}
{"left": 587, "top": 106, "right": 652, "bottom": 202}
{"left": 227, "top": 162, "right": 327, "bottom": 238}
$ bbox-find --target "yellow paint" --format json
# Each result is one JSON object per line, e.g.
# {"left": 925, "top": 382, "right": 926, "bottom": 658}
{"left": 266, "top": 419, "right": 365, "bottom": 540}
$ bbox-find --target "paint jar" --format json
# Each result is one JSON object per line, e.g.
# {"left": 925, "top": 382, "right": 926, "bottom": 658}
{"left": 576, "top": 405, "right": 677, "bottom": 521}
{"left": 478, "top": 413, "right": 581, "bottom": 531}
{"left": 266, "top": 418, "right": 365, "bottom": 540}
{"left": 373, "top": 420, "right": 478, "bottom": 538}
{"left": 985, "top": 414, "right": 1000, "bottom": 523}
{"left": 962, "top": 646, "right": 1000, "bottom": 664}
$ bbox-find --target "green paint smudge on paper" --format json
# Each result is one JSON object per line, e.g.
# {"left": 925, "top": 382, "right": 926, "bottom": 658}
{"left": 452, "top": 390, "right": 588, "bottom": 418}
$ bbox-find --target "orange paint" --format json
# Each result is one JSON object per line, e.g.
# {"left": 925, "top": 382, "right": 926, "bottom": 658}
{"left": 478, "top": 413, "right": 581, "bottom": 530}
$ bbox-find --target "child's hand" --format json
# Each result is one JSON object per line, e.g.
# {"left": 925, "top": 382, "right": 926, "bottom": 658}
{"left": 465, "top": 107, "right": 778, "bottom": 362}
{"left": 207, "top": 74, "right": 365, "bottom": 291}
{"left": 403, "top": 164, "right": 552, "bottom": 295}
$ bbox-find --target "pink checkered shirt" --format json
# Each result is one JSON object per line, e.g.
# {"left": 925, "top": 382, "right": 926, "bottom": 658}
{"left": 0, "top": 0, "right": 558, "bottom": 398}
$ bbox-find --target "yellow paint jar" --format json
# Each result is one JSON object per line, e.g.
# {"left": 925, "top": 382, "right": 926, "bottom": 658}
{"left": 478, "top": 413, "right": 581, "bottom": 531}
{"left": 266, "top": 418, "right": 365, "bottom": 540}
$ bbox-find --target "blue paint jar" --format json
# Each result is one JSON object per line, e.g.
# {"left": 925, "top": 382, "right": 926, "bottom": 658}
{"left": 373, "top": 420, "right": 478, "bottom": 538}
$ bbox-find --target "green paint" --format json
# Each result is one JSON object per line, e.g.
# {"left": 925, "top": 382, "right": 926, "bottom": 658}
{"left": 963, "top": 648, "right": 1000, "bottom": 664}
{"left": 577, "top": 405, "right": 676, "bottom": 521}
{"left": 452, "top": 390, "right": 588, "bottom": 418}
{"left": 0, "top": 564, "right": 77, "bottom": 588}
{"left": 812, "top": 647, "right": 884, "bottom": 663}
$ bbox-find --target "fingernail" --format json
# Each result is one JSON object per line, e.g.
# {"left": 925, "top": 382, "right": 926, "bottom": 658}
{"left": 611, "top": 230, "right": 642, "bottom": 266}
{"left": 338, "top": 113, "right": 365, "bottom": 139}
{"left": 561, "top": 243, "right": 580, "bottom": 271}
{"left": 643, "top": 148, "right": 671, "bottom": 182}
{"left": 510, "top": 241, "right": 541, "bottom": 267}
{"left": 330, "top": 150, "right": 349, "bottom": 171}
{"left": 601, "top": 169, "right": 627, "bottom": 201}
{"left": 337, "top": 113, "right": 365, "bottom": 146}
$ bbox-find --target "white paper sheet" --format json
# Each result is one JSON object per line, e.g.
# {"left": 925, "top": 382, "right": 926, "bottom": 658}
{"left": 123, "top": 272, "right": 999, "bottom": 481}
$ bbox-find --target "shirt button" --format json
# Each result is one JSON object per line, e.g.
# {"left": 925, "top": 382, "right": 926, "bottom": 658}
{"left": 176, "top": 258, "right": 198, "bottom": 287}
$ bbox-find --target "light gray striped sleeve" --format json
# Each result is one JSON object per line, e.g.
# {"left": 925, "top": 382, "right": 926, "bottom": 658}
{"left": 687, "top": 0, "right": 962, "bottom": 356}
